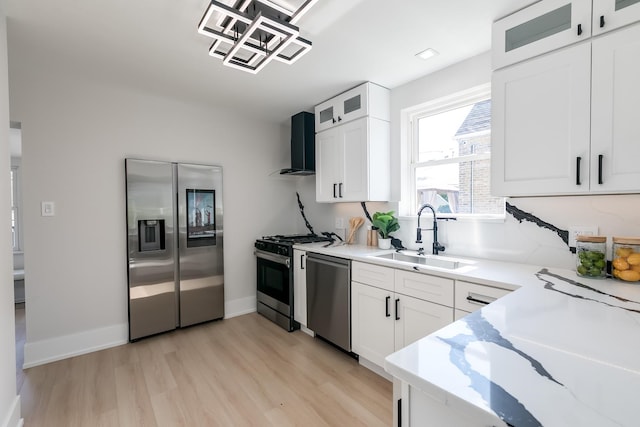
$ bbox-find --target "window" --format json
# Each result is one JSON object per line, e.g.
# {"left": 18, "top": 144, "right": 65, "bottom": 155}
{"left": 408, "top": 88, "right": 504, "bottom": 217}
{"left": 11, "top": 166, "right": 20, "bottom": 251}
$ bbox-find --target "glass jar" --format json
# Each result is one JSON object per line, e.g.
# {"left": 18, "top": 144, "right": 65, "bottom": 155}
{"left": 576, "top": 235, "right": 607, "bottom": 279}
{"left": 612, "top": 237, "right": 640, "bottom": 282}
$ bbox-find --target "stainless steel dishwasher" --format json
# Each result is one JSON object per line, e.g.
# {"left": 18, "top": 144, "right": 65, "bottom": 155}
{"left": 306, "top": 252, "right": 352, "bottom": 353}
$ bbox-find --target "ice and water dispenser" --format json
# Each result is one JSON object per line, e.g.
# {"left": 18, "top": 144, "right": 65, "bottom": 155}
{"left": 138, "top": 219, "right": 165, "bottom": 252}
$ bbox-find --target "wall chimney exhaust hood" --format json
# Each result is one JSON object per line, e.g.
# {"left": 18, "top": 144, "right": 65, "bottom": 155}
{"left": 280, "top": 111, "right": 315, "bottom": 176}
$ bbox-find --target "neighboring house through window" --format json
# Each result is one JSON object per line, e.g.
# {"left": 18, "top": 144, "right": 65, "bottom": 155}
{"left": 407, "top": 86, "right": 504, "bottom": 217}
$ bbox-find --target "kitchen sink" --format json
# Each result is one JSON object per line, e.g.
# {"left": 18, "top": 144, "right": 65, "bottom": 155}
{"left": 372, "top": 251, "right": 469, "bottom": 270}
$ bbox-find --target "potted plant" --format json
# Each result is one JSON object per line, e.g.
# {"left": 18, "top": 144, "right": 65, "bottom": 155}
{"left": 372, "top": 211, "right": 400, "bottom": 249}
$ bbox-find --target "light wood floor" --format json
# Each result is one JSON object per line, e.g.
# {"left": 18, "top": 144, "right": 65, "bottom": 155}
{"left": 15, "top": 303, "right": 26, "bottom": 393}
{"left": 17, "top": 312, "right": 392, "bottom": 426}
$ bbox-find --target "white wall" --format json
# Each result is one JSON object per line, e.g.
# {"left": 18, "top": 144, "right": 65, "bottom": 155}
{"left": 8, "top": 37, "right": 299, "bottom": 367}
{"left": 297, "top": 51, "right": 640, "bottom": 269}
{"left": 0, "top": 5, "right": 21, "bottom": 427}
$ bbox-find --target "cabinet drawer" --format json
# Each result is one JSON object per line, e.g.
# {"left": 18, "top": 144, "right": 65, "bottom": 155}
{"left": 455, "top": 281, "right": 511, "bottom": 313}
{"left": 394, "top": 270, "right": 454, "bottom": 307}
{"left": 351, "top": 261, "right": 394, "bottom": 291}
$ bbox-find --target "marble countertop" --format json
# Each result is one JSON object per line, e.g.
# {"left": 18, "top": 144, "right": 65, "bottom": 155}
{"left": 296, "top": 243, "right": 640, "bottom": 426}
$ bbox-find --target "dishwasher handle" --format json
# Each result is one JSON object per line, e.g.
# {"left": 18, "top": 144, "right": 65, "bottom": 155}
{"left": 307, "top": 253, "right": 350, "bottom": 269}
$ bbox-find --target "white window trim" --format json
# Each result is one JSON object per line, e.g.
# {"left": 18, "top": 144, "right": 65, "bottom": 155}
{"left": 400, "top": 83, "right": 504, "bottom": 220}
{"left": 11, "top": 159, "right": 22, "bottom": 252}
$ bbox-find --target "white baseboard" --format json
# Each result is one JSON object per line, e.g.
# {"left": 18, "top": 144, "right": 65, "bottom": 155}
{"left": 359, "top": 356, "right": 392, "bottom": 381}
{"left": 22, "top": 296, "right": 257, "bottom": 368}
{"left": 224, "top": 295, "right": 256, "bottom": 319}
{"left": 300, "top": 325, "right": 314, "bottom": 337}
{"left": 23, "top": 323, "right": 128, "bottom": 369}
{"left": 0, "top": 396, "right": 22, "bottom": 427}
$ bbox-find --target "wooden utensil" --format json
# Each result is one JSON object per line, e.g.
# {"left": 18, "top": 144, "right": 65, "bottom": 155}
{"left": 347, "top": 217, "right": 365, "bottom": 244}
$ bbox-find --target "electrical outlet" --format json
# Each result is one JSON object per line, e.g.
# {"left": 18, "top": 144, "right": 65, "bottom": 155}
{"left": 335, "top": 217, "right": 345, "bottom": 229}
{"left": 568, "top": 225, "right": 598, "bottom": 247}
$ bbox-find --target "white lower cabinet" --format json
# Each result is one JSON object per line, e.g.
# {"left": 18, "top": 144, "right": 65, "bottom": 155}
{"left": 395, "top": 383, "right": 507, "bottom": 427}
{"left": 391, "top": 280, "right": 514, "bottom": 426}
{"left": 293, "top": 249, "right": 307, "bottom": 326}
{"left": 351, "top": 281, "right": 395, "bottom": 366}
{"left": 394, "top": 296, "right": 453, "bottom": 352}
{"left": 351, "top": 262, "right": 454, "bottom": 368}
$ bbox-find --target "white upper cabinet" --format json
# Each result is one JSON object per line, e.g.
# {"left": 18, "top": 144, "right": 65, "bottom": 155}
{"left": 491, "top": 42, "right": 592, "bottom": 196}
{"left": 492, "top": 0, "right": 640, "bottom": 196}
{"left": 492, "top": 0, "right": 592, "bottom": 70}
{"left": 316, "top": 117, "right": 390, "bottom": 202}
{"left": 593, "top": 0, "right": 640, "bottom": 35}
{"left": 315, "top": 82, "right": 391, "bottom": 203}
{"left": 590, "top": 23, "right": 640, "bottom": 191}
{"left": 315, "top": 82, "right": 390, "bottom": 132}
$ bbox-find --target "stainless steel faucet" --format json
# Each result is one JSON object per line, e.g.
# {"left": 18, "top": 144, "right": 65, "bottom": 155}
{"left": 416, "top": 203, "right": 445, "bottom": 255}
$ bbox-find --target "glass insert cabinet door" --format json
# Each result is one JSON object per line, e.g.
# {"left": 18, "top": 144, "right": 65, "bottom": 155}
{"left": 593, "top": 0, "right": 640, "bottom": 35}
{"left": 492, "top": 0, "right": 591, "bottom": 70}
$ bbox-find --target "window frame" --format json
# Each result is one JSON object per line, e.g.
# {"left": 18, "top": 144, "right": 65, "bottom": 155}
{"left": 404, "top": 84, "right": 505, "bottom": 220}
{"left": 11, "top": 160, "right": 22, "bottom": 252}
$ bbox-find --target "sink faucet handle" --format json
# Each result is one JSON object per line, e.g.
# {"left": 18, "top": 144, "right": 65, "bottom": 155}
{"left": 416, "top": 228, "right": 422, "bottom": 243}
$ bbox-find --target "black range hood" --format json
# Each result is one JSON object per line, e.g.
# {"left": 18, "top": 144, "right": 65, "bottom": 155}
{"left": 280, "top": 111, "right": 315, "bottom": 176}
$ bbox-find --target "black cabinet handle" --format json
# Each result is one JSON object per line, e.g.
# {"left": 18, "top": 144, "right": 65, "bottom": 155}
{"left": 333, "top": 183, "right": 337, "bottom": 198}
{"left": 332, "top": 117, "right": 336, "bottom": 124}
{"left": 466, "top": 296, "right": 491, "bottom": 305}
{"left": 338, "top": 116, "right": 342, "bottom": 122}
{"left": 598, "top": 154, "right": 604, "bottom": 185}
{"left": 338, "top": 183, "right": 343, "bottom": 198}
{"left": 576, "top": 156, "right": 582, "bottom": 185}
{"left": 577, "top": 24, "right": 583, "bottom": 36}
{"left": 385, "top": 296, "right": 391, "bottom": 317}
{"left": 600, "top": 15, "right": 605, "bottom": 28}
{"left": 395, "top": 298, "right": 400, "bottom": 320}
{"left": 300, "top": 254, "right": 305, "bottom": 269}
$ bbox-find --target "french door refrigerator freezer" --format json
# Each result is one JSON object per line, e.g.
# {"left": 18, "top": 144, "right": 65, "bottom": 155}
{"left": 126, "top": 159, "right": 224, "bottom": 341}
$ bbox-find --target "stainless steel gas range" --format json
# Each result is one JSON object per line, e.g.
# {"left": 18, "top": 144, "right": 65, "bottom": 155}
{"left": 254, "top": 234, "right": 331, "bottom": 331}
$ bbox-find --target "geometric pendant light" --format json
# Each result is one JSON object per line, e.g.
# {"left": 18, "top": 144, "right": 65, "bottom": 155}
{"left": 197, "top": 0, "right": 319, "bottom": 74}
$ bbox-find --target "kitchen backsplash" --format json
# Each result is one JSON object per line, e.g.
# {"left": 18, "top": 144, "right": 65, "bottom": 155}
{"left": 295, "top": 177, "right": 640, "bottom": 270}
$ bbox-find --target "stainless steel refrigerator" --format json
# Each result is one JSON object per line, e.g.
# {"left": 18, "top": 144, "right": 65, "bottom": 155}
{"left": 125, "top": 159, "right": 224, "bottom": 341}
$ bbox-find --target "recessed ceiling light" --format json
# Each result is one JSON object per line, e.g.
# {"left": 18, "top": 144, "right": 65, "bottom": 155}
{"left": 415, "top": 48, "right": 439, "bottom": 60}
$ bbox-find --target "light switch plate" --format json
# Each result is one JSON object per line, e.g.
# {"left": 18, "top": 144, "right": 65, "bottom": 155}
{"left": 41, "top": 201, "right": 55, "bottom": 217}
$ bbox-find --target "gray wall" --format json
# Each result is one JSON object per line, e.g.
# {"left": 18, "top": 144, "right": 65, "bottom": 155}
{"left": 0, "top": 5, "right": 21, "bottom": 427}
{"left": 8, "top": 34, "right": 300, "bottom": 367}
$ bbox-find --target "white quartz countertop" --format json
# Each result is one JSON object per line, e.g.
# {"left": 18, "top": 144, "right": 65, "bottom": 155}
{"left": 295, "top": 243, "right": 640, "bottom": 426}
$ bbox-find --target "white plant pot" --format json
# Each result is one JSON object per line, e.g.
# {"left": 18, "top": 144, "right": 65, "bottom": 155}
{"left": 378, "top": 238, "right": 391, "bottom": 249}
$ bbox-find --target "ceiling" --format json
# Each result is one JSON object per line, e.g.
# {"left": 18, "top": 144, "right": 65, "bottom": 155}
{"left": 5, "top": 0, "right": 537, "bottom": 124}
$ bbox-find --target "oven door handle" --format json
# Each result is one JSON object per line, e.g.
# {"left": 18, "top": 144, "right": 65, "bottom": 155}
{"left": 254, "top": 250, "right": 290, "bottom": 268}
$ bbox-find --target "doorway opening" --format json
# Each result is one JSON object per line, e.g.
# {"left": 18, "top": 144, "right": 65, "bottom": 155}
{"left": 10, "top": 121, "right": 25, "bottom": 392}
